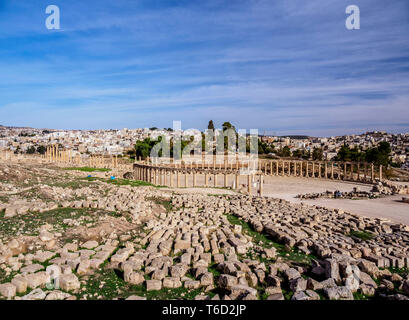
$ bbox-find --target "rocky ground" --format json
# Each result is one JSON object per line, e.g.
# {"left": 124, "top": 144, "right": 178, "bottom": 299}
{"left": 0, "top": 161, "right": 409, "bottom": 300}
{"left": 296, "top": 182, "right": 409, "bottom": 200}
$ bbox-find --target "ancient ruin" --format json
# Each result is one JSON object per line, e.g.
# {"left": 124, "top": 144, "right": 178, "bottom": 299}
{"left": 0, "top": 151, "right": 408, "bottom": 301}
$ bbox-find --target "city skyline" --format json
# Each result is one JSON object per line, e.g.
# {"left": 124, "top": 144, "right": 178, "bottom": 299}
{"left": 1, "top": 0, "right": 409, "bottom": 136}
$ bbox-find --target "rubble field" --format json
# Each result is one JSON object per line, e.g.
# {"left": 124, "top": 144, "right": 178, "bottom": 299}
{"left": 0, "top": 161, "right": 409, "bottom": 300}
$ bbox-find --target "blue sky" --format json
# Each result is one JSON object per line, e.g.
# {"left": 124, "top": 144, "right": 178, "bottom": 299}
{"left": 0, "top": 0, "right": 408, "bottom": 136}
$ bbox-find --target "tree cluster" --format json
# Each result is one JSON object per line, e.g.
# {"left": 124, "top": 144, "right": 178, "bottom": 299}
{"left": 334, "top": 142, "right": 391, "bottom": 166}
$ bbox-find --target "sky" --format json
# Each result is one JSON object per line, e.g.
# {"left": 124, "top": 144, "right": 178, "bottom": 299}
{"left": 0, "top": 0, "right": 408, "bottom": 136}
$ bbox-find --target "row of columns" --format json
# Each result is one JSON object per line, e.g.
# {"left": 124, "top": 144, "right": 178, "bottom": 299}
{"left": 145, "top": 158, "right": 383, "bottom": 183}
{"left": 134, "top": 165, "right": 264, "bottom": 196}
{"left": 259, "top": 160, "right": 382, "bottom": 182}
{"left": 0, "top": 150, "right": 15, "bottom": 160}
{"left": 44, "top": 146, "right": 121, "bottom": 169}
{"left": 45, "top": 145, "right": 71, "bottom": 163}
{"left": 149, "top": 155, "right": 254, "bottom": 170}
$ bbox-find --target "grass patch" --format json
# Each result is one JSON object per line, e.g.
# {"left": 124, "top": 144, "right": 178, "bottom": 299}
{"left": 226, "top": 214, "right": 315, "bottom": 266}
{"left": 64, "top": 167, "right": 111, "bottom": 173}
{"left": 0, "top": 207, "right": 108, "bottom": 238}
{"left": 78, "top": 267, "right": 205, "bottom": 300}
{"left": 385, "top": 267, "right": 409, "bottom": 278}
{"left": 85, "top": 177, "right": 162, "bottom": 188}
{"left": 145, "top": 196, "right": 173, "bottom": 212}
{"left": 208, "top": 264, "right": 221, "bottom": 278}
{"left": 348, "top": 230, "right": 375, "bottom": 241}
{"left": 49, "top": 179, "right": 95, "bottom": 189}
{"left": 353, "top": 291, "right": 371, "bottom": 300}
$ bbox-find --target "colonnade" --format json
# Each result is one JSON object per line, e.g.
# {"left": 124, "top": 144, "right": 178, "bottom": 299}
{"left": 134, "top": 164, "right": 264, "bottom": 196}
{"left": 258, "top": 160, "right": 383, "bottom": 182}
{"left": 142, "top": 158, "right": 383, "bottom": 183}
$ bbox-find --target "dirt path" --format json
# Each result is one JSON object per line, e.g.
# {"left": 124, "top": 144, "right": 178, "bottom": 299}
{"left": 261, "top": 176, "right": 409, "bottom": 225}
{"left": 294, "top": 195, "right": 409, "bottom": 225}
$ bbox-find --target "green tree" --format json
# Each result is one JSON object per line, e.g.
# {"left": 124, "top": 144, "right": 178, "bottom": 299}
{"left": 26, "top": 146, "right": 36, "bottom": 154}
{"left": 292, "top": 149, "right": 303, "bottom": 158}
{"left": 37, "top": 145, "right": 46, "bottom": 155}
{"left": 278, "top": 146, "right": 291, "bottom": 157}
{"left": 134, "top": 138, "right": 157, "bottom": 159}
{"left": 207, "top": 120, "right": 215, "bottom": 131}
{"left": 365, "top": 141, "right": 391, "bottom": 166}
{"left": 312, "top": 147, "right": 323, "bottom": 160}
{"left": 222, "top": 122, "right": 235, "bottom": 132}
{"left": 335, "top": 145, "right": 352, "bottom": 161}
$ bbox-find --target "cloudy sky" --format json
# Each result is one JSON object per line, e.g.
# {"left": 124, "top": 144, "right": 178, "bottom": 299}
{"left": 0, "top": 0, "right": 408, "bottom": 136}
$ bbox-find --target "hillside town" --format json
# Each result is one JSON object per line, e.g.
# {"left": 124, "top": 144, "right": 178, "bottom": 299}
{"left": 0, "top": 125, "right": 408, "bottom": 168}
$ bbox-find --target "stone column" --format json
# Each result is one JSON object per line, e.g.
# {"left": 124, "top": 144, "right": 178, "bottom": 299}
{"left": 379, "top": 165, "right": 383, "bottom": 182}
{"left": 331, "top": 162, "right": 334, "bottom": 179}
{"left": 259, "top": 175, "right": 264, "bottom": 197}
{"left": 170, "top": 171, "right": 174, "bottom": 187}
{"left": 324, "top": 162, "right": 328, "bottom": 179}
{"left": 306, "top": 162, "right": 309, "bottom": 177}
{"left": 177, "top": 172, "right": 180, "bottom": 188}
{"left": 357, "top": 162, "right": 360, "bottom": 181}
{"left": 185, "top": 173, "right": 188, "bottom": 188}
{"left": 270, "top": 161, "right": 273, "bottom": 176}
{"left": 371, "top": 163, "right": 374, "bottom": 182}
{"left": 343, "top": 163, "right": 347, "bottom": 180}
{"left": 312, "top": 162, "right": 315, "bottom": 178}
{"left": 247, "top": 175, "right": 252, "bottom": 194}
{"left": 293, "top": 161, "right": 297, "bottom": 176}
{"left": 235, "top": 174, "right": 239, "bottom": 190}
{"left": 350, "top": 162, "right": 354, "bottom": 180}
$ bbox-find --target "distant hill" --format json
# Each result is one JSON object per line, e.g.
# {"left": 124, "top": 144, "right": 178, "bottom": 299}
{"left": 279, "top": 135, "right": 310, "bottom": 140}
